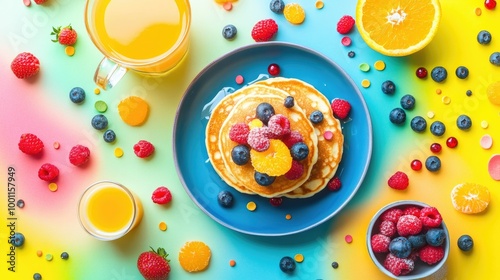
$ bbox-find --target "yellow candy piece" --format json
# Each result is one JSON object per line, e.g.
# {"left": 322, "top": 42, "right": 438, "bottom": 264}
{"left": 486, "top": 81, "right": 500, "bottom": 105}
{"left": 118, "top": 96, "right": 150, "bottom": 126}
{"left": 246, "top": 201, "right": 257, "bottom": 211}
{"left": 248, "top": 119, "right": 263, "bottom": 129}
{"left": 284, "top": 3, "right": 306, "bottom": 25}
{"left": 65, "top": 46, "right": 75, "bottom": 56}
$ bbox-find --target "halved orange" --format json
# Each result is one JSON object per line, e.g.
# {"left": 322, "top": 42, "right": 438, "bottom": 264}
{"left": 250, "top": 139, "right": 293, "bottom": 177}
{"left": 451, "top": 183, "right": 491, "bottom": 214}
{"left": 356, "top": 0, "right": 441, "bottom": 56}
{"left": 178, "top": 241, "right": 211, "bottom": 272}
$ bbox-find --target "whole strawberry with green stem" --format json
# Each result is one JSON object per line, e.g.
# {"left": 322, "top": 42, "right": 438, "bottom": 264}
{"left": 137, "top": 247, "right": 171, "bottom": 280}
{"left": 51, "top": 24, "right": 77, "bottom": 46}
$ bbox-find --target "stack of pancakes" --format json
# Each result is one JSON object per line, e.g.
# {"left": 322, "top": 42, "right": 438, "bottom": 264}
{"left": 205, "top": 78, "right": 344, "bottom": 198}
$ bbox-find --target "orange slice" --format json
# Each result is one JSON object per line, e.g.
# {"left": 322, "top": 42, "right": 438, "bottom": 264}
{"left": 356, "top": 0, "right": 441, "bottom": 56}
{"left": 178, "top": 241, "right": 211, "bottom": 272}
{"left": 117, "top": 96, "right": 149, "bottom": 126}
{"left": 451, "top": 183, "right": 491, "bottom": 214}
{"left": 250, "top": 139, "right": 293, "bottom": 176}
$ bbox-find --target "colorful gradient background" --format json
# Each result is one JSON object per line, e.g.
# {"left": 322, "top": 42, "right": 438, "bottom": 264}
{"left": 1, "top": 0, "right": 499, "bottom": 279}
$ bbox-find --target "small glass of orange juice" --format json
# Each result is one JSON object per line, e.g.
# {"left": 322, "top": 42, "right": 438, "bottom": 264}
{"left": 84, "top": 0, "right": 191, "bottom": 90}
{"left": 78, "top": 181, "right": 143, "bottom": 241}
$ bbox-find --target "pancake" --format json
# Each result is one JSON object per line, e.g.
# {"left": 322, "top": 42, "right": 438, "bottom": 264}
{"left": 256, "top": 78, "right": 344, "bottom": 198}
{"left": 218, "top": 93, "right": 318, "bottom": 197}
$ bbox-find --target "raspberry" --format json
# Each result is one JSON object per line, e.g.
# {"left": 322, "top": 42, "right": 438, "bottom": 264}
{"left": 251, "top": 19, "right": 278, "bottom": 42}
{"left": 403, "top": 206, "right": 421, "bottom": 217}
{"left": 379, "top": 220, "right": 396, "bottom": 237}
{"left": 383, "top": 253, "right": 414, "bottom": 276}
{"left": 18, "top": 133, "right": 44, "bottom": 155}
{"left": 134, "top": 140, "right": 155, "bottom": 158}
{"left": 387, "top": 171, "right": 409, "bottom": 190}
{"left": 330, "top": 98, "right": 351, "bottom": 120}
{"left": 419, "top": 245, "right": 445, "bottom": 265}
{"left": 38, "top": 163, "right": 59, "bottom": 182}
{"left": 336, "top": 15, "right": 355, "bottom": 34}
{"left": 381, "top": 208, "right": 403, "bottom": 223}
{"left": 151, "top": 186, "right": 172, "bottom": 204}
{"left": 419, "top": 207, "right": 443, "bottom": 228}
{"left": 247, "top": 127, "right": 270, "bottom": 152}
{"left": 229, "top": 122, "right": 250, "bottom": 144}
{"left": 69, "top": 145, "right": 90, "bottom": 166}
{"left": 371, "top": 234, "right": 391, "bottom": 253}
{"left": 267, "top": 114, "right": 291, "bottom": 138}
{"left": 284, "top": 160, "right": 304, "bottom": 180}
{"left": 281, "top": 130, "right": 303, "bottom": 148}
{"left": 396, "top": 215, "right": 423, "bottom": 236}
{"left": 327, "top": 176, "right": 342, "bottom": 191}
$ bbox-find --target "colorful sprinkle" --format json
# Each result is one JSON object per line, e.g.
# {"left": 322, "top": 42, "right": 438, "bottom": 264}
{"left": 48, "top": 183, "right": 58, "bottom": 192}
{"left": 374, "top": 60, "right": 386, "bottom": 71}
{"left": 114, "top": 147, "right": 124, "bottom": 158}
{"left": 361, "top": 79, "right": 371, "bottom": 88}
{"left": 359, "top": 63, "right": 370, "bottom": 72}
{"left": 45, "top": 254, "right": 53, "bottom": 261}
{"left": 53, "top": 141, "right": 60, "bottom": 149}
{"left": 65, "top": 46, "right": 75, "bottom": 56}
{"left": 442, "top": 96, "right": 451, "bottom": 104}
{"left": 481, "top": 120, "right": 489, "bottom": 128}
{"left": 246, "top": 201, "right": 257, "bottom": 211}
{"left": 23, "top": 0, "right": 31, "bottom": 7}
{"left": 36, "top": 250, "right": 43, "bottom": 257}
{"left": 427, "top": 111, "right": 435, "bottom": 119}
{"left": 480, "top": 134, "right": 493, "bottom": 150}
{"left": 283, "top": 3, "right": 306, "bottom": 25}
{"left": 488, "top": 154, "right": 500, "bottom": 180}
{"left": 229, "top": 259, "right": 236, "bottom": 267}
{"left": 345, "top": 234, "right": 353, "bottom": 243}
{"left": 235, "top": 75, "right": 244, "bottom": 84}
{"left": 435, "top": 88, "right": 442, "bottom": 95}
{"left": 475, "top": 7, "right": 482, "bottom": 15}
{"left": 341, "top": 36, "right": 352, "bottom": 46}
{"left": 315, "top": 1, "right": 324, "bottom": 9}
{"left": 446, "top": 137, "right": 458, "bottom": 148}
{"left": 294, "top": 253, "right": 304, "bottom": 263}
{"left": 94, "top": 88, "right": 101, "bottom": 95}
{"left": 95, "top": 100, "right": 108, "bottom": 113}
{"left": 285, "top": 214, "right": 292, "bottom": 220}
{"left": 159, "top": 221, "right": 168, "bottom": 231}
{"left": 222, "top": 1, "right": 232, "bottom": 11}
{"left": 323, "top": 130, "right": 333, "bottom": 140}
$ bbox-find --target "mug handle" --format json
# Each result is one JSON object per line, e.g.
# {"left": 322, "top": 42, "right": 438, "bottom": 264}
{"left": 94, "top": 57, "right": 128, "bottom": 90}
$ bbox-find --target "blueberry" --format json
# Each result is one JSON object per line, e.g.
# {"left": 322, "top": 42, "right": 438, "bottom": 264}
{"left": 456, "top": 114, "right": 472, "bottom": 130}
{"left": 222, "top": 24, "right": 237, "bottom": 40}
{"left": 91, "top": 114, "right": 108, "bottom": 130}
{"left": 389, "top": 108, "right": 406, "bottom": 125}
{"left": 33, "top": 273, "right": 42, "bottom": 280}
{"left": 290, "top": 142, "right": 309, "bottom": 161}
{"left": 490, "top": 52, "right": 500, "bottom": 66}
{"left": 284, "top": 96, "right": 294, "bottom": 108}
{"left": 430, "top": 121, "right": 446, "bottom": 136}
{"left": 431, "top": 66, "right": 448, "bottom": 82}
{"left": 426, "top": 228, "right": 446, "bottom": 246}
{"left": 16, "top": 199, "right": 25, "bottom": 208}
{"left": 10, "top": 232, "right": 25, "bottom": 247}
{"left": 410, "top": 116, "right": 427, "bottom": 132}
{"left": 231, "top": 145, "right": 250, "bottom": 165}
{"left": 254, "top": 171, "right": 275, "bottom": 186}
{"left": 389, "top": 237, "right": 412, "bottom": 259}
{"left": 408, "top": 234, "right": 427, "bottom": 249}
{"left": 279, "top": 256, "right": 296, "bottom": 273}
{"left": 425, "top": 155, "right": 441, "bottom": 172}
{"left": 309, "top": 110, "right": 324, "bottom": 124}
{"left": 269, "top": 0, "right": 285, "bottom": 13}
{"left": 381, "top": 80, "right": 396, "bottom": 95}
{"left": 256, "top": 103, "right": 275, "bottom": 124}
{"left": 60, "top": 252, "right": 69, "bottom": 260}
{"left": 69, "top": 87, "right": 85, "bottom": 104}
{"left": 477, "top": 30, "right": 492, "bottom": 45}
{"left": 217, "top": 190, "right": 234, "bottom": 208}
{"left": 466, "top": 90, "right": 473, "bottom": 96}
{"left": 455, "top": 66, "right": 469, "bottom": 79}
{"left": 347, "top": 51, "right": 355, "bottom": 58}
{"left": 103, "top": 129, "right": 116, "bottom": 143}
{"left": 400, "top": 94, "right": 416, "bottom": 110}
{"left": 457, "top": 234, "right": 473, "bottom": 251}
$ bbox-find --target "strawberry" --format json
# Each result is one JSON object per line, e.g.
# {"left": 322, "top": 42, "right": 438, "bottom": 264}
{"left": 137, "top": 247, "right": 171, "bottom": 280}
{"left": 251, "top": 19, "right": 278, "bottom": 42}
{"left": 18, "top": 133, "right": 44, "bottom": 155}
{"left": 330, "top": 98, "right": 351, "bottom": 119}
{"left": 51, "top": 25, "right": 78, "bottom": 46}
{"left": 152, "top": 186, "right": 172, "bottom": 205}
{"left": 388, "top": 171, "right": 409, "bottom": 190}
{"left": 34, "top": 0, "right": 48, "bottom": 4}
{"left": 38, "top": 163, "right": 59, "bottom": 182}
{"left": 336, "top": 15, "right": 355, "bottom": 34}
{"left": 134, "top": 140, "right": 155, "bottom": 158}
{"left": 11, "top": 52, "right": 40, "bottom": 79}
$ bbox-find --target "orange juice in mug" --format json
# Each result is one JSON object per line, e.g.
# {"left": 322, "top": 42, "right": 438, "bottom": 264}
{"left": 84, "top": 0, "right": 191, "bottom": 90}
{"left": 78, "top": 181, "right": 143, "bottom": 240}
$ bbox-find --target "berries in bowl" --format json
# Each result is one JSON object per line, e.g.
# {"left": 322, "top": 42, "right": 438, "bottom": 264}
{"left": 366, "top": 200, "right": 449, "bottom": 279}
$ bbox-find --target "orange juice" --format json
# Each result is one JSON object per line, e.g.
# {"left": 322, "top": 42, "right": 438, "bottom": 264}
{"left": 79, "top": 181, "right": 143, "bottom": 240}
{"left": 85, "top": 0, "right": 191, "bottom": 74}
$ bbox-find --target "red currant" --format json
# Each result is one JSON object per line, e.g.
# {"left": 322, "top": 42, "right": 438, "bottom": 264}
{"left": 446, "top": 136, "right": 458, "bottom": 148}
{"left": 430, "top": 143, "right": 442, "bottom": 153}
{"left": 269, "top": 197, "right": 282, "bottom": 207}
{"left": 416, "top": 67, "right": 428, "bottom": 79}
{"left": 411, "top": 159, "right": 423, "bottom": 171}
{"left": 268, "top": 63, "right": 280, "bottom": 76}
{"left": 485, "top": 0, "right": 497, "bottom": 10}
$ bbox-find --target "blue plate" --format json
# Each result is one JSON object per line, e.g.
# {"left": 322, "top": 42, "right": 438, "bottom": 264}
{"left": 173, "top": 42, "right": 372, "bottom": 236}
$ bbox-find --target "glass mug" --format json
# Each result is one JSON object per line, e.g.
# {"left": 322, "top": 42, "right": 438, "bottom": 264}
{"left": 84, "top": 0, "right": 191, "bottom": 90}
{"left": 78, "top": 181, "right": 143, "bottom": 241}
